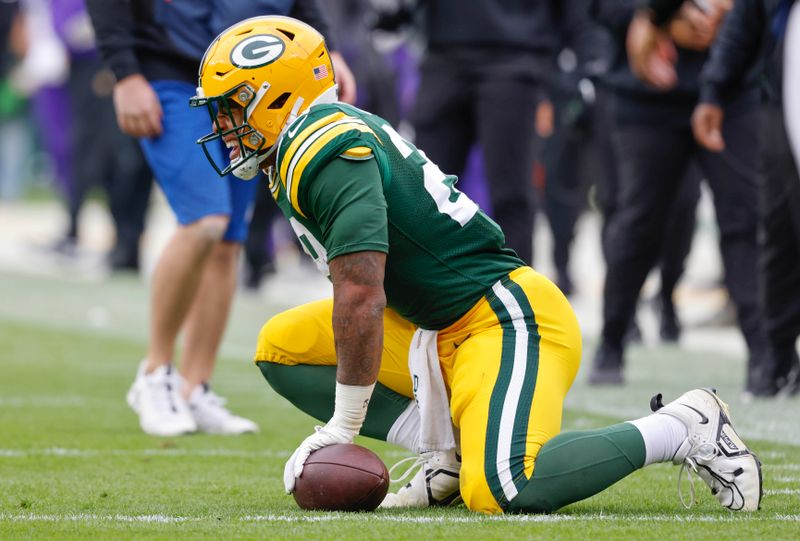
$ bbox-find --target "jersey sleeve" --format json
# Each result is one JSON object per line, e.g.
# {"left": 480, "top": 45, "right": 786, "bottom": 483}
{"left": 305, "top": 156, "right": 389, "bottom": 261}
{"left": 278, "top": 111, "right": 386, "bottom": 217}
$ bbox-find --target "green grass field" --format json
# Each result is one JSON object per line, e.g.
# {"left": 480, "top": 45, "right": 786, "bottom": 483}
{"left": 1, "top": 270, "right": 798, "bottom": 540}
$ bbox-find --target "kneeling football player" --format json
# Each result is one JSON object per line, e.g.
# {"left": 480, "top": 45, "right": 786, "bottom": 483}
{"left": 190, "top": 16, "right": 762, "bottom": 513}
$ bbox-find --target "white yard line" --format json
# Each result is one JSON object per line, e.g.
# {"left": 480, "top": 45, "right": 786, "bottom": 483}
{"left": 765, "top": 489, "right": 800, "bottom": 496}
{"left": 0, "top": 447, "right": 412, "bottom": 459}
{"left": 2, "top": 513, "right": 799, "bottom": 525}
{"left": 0, "top": 448, "right": 288, "bottom": 459}
{"left": 0, "top": 513, "right": 196, "bottom": 524}
{"left": 0, "top": 396, "right": 86, "bottom": 407}
{"left": 240, "top": 513, "right": 800, "bottom": 524}
{"left": 774, "top": 476, "right": 800, "bottom": 483}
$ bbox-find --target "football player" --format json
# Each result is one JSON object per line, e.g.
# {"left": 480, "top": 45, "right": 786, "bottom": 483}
{"left": 191, "top": 16, "right": 762, "bottom": 513}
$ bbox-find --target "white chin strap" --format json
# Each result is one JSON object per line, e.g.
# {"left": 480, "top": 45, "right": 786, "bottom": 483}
{"left": 231, "top": 154, "right": 261, "bottom": 180}
{"left": 231, "top": 143, "right": 277, "bottom": 180}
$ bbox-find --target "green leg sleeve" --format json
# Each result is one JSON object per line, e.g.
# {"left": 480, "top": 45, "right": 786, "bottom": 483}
{"left": 257, "top": 361, "right": 412, "bottom": 441}
{"left": 507, "top": 423, "right": 646, "bottom": 514}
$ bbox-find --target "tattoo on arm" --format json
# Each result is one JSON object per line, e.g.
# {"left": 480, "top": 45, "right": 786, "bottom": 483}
{"left": 330, "top": 251, "right": 387, "bottom": 386}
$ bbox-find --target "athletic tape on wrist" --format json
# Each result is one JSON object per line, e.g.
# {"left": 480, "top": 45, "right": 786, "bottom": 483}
{"left": 330, "top": 382, "right": 376, "bottom": 434}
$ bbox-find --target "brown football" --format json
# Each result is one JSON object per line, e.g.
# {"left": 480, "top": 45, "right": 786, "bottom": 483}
{"left": 293, "top": 443, "right": 390, "bottom": 512}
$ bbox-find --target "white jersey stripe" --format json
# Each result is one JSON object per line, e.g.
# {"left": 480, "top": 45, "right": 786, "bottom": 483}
{"left": 491, "top": 280, "right": 531, "bottom": 502}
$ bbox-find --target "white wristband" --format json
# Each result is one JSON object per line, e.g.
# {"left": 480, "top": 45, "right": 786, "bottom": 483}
{"left": 329, "top": 382, "right": 376, "bottom": 434}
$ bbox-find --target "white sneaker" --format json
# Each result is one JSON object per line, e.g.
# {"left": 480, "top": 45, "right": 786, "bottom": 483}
{"left": 652, "top": 388, "right": 763, "bottom": 511}
{"left": 380, "top": 449, "right": 461, "bottom": 508}
{"left": 126, "top": 361, "right": 197, "bottom": 437}
{"left": 187, "top": 384, "right": 259, "bottom": 435}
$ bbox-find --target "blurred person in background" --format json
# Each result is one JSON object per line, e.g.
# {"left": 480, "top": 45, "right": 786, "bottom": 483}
{"left": 0, "top": 1, "right": 17, "bottom": 61}
{"left": 404, "top": 0, "right": 592, "bottom": 266}
{"left": 536, "top": 19, "right": 611, "bottom": 297}
{"left": 588, "top": 0, "right": 775, "bottom": 396}
{"left": 85, "top": 0, "right": 356, "bottom": 437}
{"left": 54, "top": 0, "right": 152, "bottom": 269}
{"left": 6, "top": 0, "right": 152, "bottom": 269}
{"left": 593, "top": 12, "right": 704, "bottom": 344}
{"left": 10, "top": 0, "right": 71, "bottom": 216}
{"left": 540, "top": 19, "right": 699, "bottom": 340}
{"left": 693, "top": 0, "right": 800, "bottom": 396}
{"left": 594, "top": 58, "right": 703, "bottom": 344}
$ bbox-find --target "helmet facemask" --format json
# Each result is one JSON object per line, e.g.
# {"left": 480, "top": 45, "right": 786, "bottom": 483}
{"left": 190, "top": 82, "right": 273, "bottom": 180}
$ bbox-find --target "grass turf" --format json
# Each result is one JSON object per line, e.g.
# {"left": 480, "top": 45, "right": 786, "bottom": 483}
{"left": 1, "top": 276, "right": 799, "bottom": 539}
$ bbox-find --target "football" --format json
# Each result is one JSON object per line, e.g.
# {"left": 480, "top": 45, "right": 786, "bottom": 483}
{"left": 293, "top": 443, "right": 390, "bottom": 512}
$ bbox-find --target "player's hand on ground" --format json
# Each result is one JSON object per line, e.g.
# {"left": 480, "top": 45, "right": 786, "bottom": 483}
{"left": 691, "top": 103, "right": 725, "bottom": 151}
{"left": 113, "top": 74, "right": 164, "bottom": 138}
{"left": 283, "top": 422, "right": 356, "bottom": 493}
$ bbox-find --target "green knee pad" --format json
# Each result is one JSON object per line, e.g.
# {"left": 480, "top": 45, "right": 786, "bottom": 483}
{"left": 257, "top": 361, "right": 412, "bottom": 441}
{"left": 507, "top": 423, "right": 646, "bottom": 513}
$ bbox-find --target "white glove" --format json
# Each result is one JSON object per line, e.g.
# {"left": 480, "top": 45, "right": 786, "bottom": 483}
{"left": 283, "top": 421, "right": 356, "bottom": 493}
{"left": 283, "top": 382, "right": 375, "bottom": 494}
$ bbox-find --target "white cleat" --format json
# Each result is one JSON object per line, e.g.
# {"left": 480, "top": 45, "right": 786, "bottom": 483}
{"left": 380, "top": 449, "right": 461, "bottom": 508}
{"left": 126, "top": 361, "right": 197, "bottom": 437}
{"left": 651, "top": 388, "right": 763, "bottom": 511}
{"left": 187, "top": 384, "right": 259, "bottom": 435}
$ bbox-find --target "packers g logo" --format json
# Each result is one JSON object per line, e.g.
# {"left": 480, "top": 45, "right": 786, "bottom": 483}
{"left": 230, "top": 34, "right": 285, "bottom": 69}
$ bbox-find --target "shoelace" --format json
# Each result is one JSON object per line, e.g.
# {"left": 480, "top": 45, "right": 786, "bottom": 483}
{"left": 387, "top": 454, "right": 428, "bottom": 485}
{"left": 677, "top": 443, "right": 720, "bottom": 509}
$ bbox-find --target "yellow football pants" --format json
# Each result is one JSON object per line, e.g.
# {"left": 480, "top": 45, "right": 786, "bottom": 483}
{"left": 255, "top": 266, "right": 582, "bottom": 513}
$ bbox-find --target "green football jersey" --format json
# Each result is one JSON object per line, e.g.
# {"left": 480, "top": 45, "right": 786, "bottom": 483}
{"left": 270, "top": 102, "right": 523, "bottom": 330}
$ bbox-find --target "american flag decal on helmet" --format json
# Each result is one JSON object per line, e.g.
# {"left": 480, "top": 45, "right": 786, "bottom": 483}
{"left": 313, "top": 64, "right": 328, "bottom": 80}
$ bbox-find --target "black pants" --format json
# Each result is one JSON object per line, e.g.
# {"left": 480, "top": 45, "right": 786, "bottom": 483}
{"left": 539, "top": 89, "right": 595, "bottom": 280}
{"left": 412, "top": 48, "right": 541, "bottom": 264}
{"left": 67, "top": 57, "right": 152, "bottom": 251}
{"left": 602, "top": 109, "right": 769, "bottom": 377}
{"left": 759, "top": 104, "right": 800, "bottom": 380}
{"left": 594, "top": 88, "right": 700, "bottom": 308}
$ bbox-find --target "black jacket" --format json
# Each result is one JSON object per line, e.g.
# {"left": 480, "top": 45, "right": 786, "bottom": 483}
{"left": 700, "top": 0, "right": 785, "bottom": 107}
{"left": 422, "top": 0, "right": 590, "bottom": 54}
{"left": 85, "top": 0, "right": 334, "bottom": 84}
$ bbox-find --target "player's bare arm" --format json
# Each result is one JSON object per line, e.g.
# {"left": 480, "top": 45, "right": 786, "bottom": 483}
{"left": 330, "top": 251, "right": 387, "bottom": 386}
{"left": 278, "top": 250, "right": 387, "bottom": 493}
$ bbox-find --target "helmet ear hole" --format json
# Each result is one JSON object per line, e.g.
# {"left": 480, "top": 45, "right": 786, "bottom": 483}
{"left": 268, "top": 92, "right": 292, "bottom": 110}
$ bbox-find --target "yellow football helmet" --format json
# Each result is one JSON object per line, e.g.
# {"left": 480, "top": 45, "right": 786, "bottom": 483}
{"left": 190, "top": 16, "right": 337, "bottom": 179}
